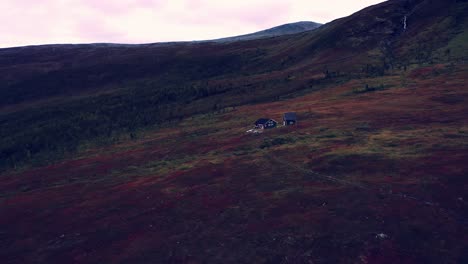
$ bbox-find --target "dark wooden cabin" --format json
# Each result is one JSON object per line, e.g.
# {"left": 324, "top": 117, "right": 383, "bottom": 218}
{"left": 255, "top": 118, "right": 277, "bottom": 129}
{"left": 283, "top": 112, "right": 297, "bottom": 126}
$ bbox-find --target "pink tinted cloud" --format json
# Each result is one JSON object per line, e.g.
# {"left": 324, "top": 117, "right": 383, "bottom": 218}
{"left": 183, "top": 1, "right": 290, "bottom": 28}
{"left": 80, "top": 0, "right": 163, "bottom": 14}
{"left": 74, "top": 18, "right": 129, "bottom": 43}
{"left": 0, "top": 0, "right": 386, "bottom": 48}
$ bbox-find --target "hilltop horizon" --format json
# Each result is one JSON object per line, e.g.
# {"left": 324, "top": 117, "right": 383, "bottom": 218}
{"left": 0, "top": 21, "right": 323, "bottom": 49}
{"left": 0, "top": 0, "right": 385, "bottom": 48}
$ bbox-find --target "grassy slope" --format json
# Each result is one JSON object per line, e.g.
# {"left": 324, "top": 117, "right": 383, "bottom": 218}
{"left": 1, "top": 0, "right": 467, "bottom": 171}
{"left": 1, "top": 0, "right": 468, "bottom": 263}
{"left": 1, "top": 63, "right": 467, "bottom": 263}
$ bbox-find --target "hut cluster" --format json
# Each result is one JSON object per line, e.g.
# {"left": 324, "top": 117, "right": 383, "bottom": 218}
{"left": 247, "top": 112, "right": 297, "bottom": 133}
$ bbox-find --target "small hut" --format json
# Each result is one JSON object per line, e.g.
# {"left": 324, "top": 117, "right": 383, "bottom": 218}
{"left": 283, "top": 112, "right": 297, "bottom": 126}
{"left": 255, "top": 118, "right": 277, "bottom": 129}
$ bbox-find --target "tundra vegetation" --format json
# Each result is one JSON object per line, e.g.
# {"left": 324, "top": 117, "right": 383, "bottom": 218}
{"left": 0, "top": 0, "right": 467, "bottom": 263}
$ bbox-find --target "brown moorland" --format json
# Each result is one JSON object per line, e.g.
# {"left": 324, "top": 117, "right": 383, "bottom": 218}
{"left": 1, "top": 63, "right": 467, "bottom": 263}
{"left": 1, "top": 0, "right": 468, "bottom": 263}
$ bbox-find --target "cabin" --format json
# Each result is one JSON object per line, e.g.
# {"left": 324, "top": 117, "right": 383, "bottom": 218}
{"left": 255, "top": 118, "right": 277, "bottom": 129}
{"left": 283, "top": 112, "right": 297, "bottom": 126}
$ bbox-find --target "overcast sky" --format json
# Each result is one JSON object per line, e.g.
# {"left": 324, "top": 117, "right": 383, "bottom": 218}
{"left": 0, "top": 0, "right": 386, "bottom": 48}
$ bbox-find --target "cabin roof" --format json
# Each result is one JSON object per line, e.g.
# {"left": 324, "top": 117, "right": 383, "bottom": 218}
{"left": 255, "top": 118, "right": 270, "bottom": 125}
{"left": 283, "top": 112, "right": 297, "bottom": 120}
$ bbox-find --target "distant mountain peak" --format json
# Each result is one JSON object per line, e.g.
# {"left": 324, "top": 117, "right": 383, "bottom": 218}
{"left": 213, "top": 21, "right": 322, "bottom": 42}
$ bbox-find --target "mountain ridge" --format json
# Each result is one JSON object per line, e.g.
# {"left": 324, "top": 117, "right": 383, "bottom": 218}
{"left": 211, "top": 21, "right": 322, "bottom": 42}
{"left": 0, "top": 21, "right": 322, "bottom": 49}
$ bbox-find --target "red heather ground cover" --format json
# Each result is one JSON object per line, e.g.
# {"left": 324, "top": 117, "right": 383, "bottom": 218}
{"left": 1, "top": 64, "right": 467, "bottom": 263}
